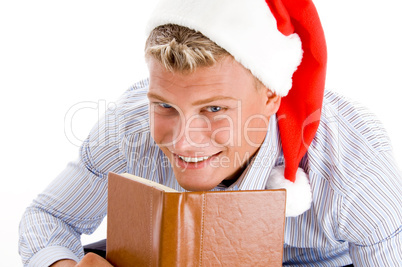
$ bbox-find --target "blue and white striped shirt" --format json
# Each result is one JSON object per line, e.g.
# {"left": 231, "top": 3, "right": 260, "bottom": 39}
{"left": 19, "top": 79, "right": 402, "bottom": 266}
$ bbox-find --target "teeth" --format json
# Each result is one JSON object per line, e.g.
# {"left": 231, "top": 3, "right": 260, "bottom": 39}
{"left": 178, "top": 156, "right": 210, "bottom": 163}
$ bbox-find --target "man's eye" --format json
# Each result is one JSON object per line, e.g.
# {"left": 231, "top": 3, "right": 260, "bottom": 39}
{"left": 206, "top": 106, "right": 222, "bottom": 112}
{"left": 158, "top": 103, "right": 172, "bottom": 109}
{"left": 152, "top": 102, "right": 177, "bottom": 116}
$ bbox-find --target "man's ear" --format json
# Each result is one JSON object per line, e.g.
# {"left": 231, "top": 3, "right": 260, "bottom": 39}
{"left": 265, "top": 89, "right": 281, "bottom": 115}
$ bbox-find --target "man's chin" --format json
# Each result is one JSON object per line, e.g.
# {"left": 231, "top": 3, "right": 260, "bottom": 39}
{"left": 172, "top": 167, "right": 223, "bottom": 191}
{"left": 176, "top": 178, "right": 221, "bottom": 192}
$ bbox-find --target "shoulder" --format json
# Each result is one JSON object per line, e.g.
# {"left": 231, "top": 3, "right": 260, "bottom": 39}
{"left": 84, "top": 78, "right": 152, "bottom": 148}
{"left": 80, "top": 79, "right": 154, "bottom": 175}
{"left": 304, "top": 91, "right": 402, "bottom": 244}
{"left": 321, "top": 90, "right": 391, "bottom": 153}
{"left": 306, "top": 90, "right": 394, "bottom": 194}
{"left": 86, "top": 78, "right": 151, "bottom": 145}
{"left": 116, "top": 78, "right": 151, "bottom": 135}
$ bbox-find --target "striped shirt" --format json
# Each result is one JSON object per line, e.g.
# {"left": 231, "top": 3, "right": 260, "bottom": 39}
{"left": 19, "top": 79, "right": 402, "bottom": 266}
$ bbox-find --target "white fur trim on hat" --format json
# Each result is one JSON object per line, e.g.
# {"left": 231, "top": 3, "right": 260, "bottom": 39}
{"left": 146, "top": 0, "right": 303, "bottom": 96}
{"left": 266, "top": 165, "right": 312, "bottom": 217}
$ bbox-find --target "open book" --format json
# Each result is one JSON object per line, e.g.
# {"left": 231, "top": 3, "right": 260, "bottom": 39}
{"left": 106, "top": 172, "right": 286, "bottom": 266}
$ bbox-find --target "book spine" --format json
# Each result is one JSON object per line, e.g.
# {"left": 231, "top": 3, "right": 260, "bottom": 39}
{"left": 106, "top": 173, "right": 165, "bottom": 267}
{"left": 151, "top": 187, "right": 164, "bottom": 267}
{"left": 159, "top": 192, "right": 205, "bottom": 266}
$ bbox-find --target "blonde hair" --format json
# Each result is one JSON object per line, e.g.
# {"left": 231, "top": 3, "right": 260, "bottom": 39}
{"left": 145, "top": 24, "right": 229, "bottom": 73}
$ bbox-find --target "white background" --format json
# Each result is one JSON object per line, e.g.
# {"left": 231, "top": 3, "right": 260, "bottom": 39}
{"left": 1, "top": 0, "right": 401, "bottom": 265}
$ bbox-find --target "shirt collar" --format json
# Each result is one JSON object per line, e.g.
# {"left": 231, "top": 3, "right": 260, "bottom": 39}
{"left": 214, "top": 114, "right": 282, "bottom": 191}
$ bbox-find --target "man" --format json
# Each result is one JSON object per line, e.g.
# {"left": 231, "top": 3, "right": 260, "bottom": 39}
{"left": 19, "top": 0, "right": 401, "bottom": 266}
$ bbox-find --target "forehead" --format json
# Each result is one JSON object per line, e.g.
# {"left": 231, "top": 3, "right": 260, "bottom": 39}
{"left": 147, "top": 57, "right": 256, "bottom": 96}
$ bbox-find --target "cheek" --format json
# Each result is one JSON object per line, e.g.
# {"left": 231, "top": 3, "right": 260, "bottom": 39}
{"left": 241, "top": 113, "right": 269, "bottom": 147}
{"left": 150, "top": 115, "right": 175, "bottom": 143}
{"left": 210, "top": 117, "right": 236, "bottom": 147}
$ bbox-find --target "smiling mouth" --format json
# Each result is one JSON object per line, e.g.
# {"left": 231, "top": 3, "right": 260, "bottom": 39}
{"left": 176, "top": 152, "right": 221, "bottom": 163}
{"left": 178, "top": 155, "right": 211, "bottom": 163}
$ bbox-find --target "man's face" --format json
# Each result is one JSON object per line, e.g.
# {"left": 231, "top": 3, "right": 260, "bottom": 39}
{"left": 147, "top": 57, "right": 280, "bottom": 191}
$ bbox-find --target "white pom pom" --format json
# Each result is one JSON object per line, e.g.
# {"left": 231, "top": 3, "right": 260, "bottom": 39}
{"left": 266, "top": 166, "right": 312, "bottom": 217}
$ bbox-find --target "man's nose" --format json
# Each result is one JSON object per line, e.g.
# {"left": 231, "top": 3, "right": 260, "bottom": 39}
{"left": 172, "top": 114, "right": 211, "bottom": 150}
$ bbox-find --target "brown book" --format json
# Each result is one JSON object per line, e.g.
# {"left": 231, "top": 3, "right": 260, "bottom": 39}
{"left": 106, "top": 172, "right": 286, "bottom": 266}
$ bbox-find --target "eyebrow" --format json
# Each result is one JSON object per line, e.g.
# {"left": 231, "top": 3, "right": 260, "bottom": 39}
{"left": 147, "top": 93, "right": 237, "bottom": 106}
{"left": 147, "top": 92, "right": 170, "bottom": 104}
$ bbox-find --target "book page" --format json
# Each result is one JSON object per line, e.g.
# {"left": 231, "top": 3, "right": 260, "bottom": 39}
{"left": 120, "top": 173, "right": 178, "bottom": 192}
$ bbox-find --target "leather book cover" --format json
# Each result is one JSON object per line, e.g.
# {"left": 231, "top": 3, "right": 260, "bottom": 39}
{"left": 106, "top": 172, "right": 286, "bottom": 266}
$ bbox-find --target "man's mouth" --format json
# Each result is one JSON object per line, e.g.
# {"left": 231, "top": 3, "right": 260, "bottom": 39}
{"left": 178, "top": 155, "right": 212, "bottom": 163}
{"left": 173, "top": 151, "right": 222, "bottom": 168}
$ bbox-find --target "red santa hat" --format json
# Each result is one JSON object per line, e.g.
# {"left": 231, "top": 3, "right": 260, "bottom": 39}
{"left": 146, "top": 0, "right": 327, "bottom": 217}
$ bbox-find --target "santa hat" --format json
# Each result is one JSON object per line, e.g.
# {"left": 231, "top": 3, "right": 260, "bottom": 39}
{"left": 146, "top": 0, "right": 327, "bottom": 217}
